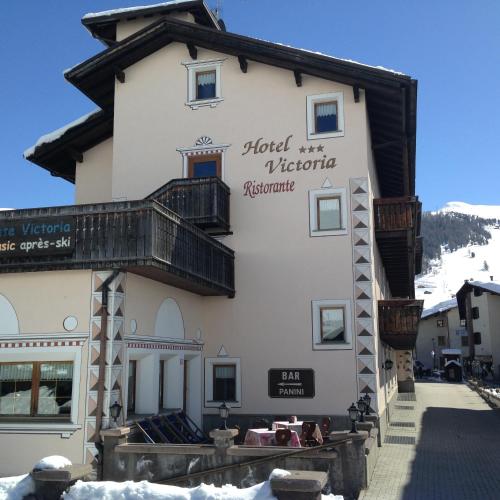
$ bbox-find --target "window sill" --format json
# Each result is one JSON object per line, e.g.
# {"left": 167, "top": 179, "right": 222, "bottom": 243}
{"left": 186, "top": 97, "right": 224, "bottom": 110}
{"left": 313, "top": 342, "right": 352, "bottom": 351}
{"left": 310, "top": 228, "right": 348, "bottom": 237}
{"left": 0, "top": 422, "right": 81, "bottom": 438}
{"left": 307, "top": 130, "right": 344, "bottom": 140}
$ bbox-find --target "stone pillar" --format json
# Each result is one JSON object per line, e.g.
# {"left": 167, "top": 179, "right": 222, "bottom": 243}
{"left": 100, "top": 427, "right": 131, "bottom": 481}
{"left": 30, "top": 465, "right": 92, "bottom": 500}
{"left": 270, "top": 470, "right": 328, "bottom": 500}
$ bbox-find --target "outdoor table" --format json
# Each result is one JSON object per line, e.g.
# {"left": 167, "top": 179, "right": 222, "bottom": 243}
{"left": 244, "top": 427, "right": 301, "bottom": 447}
{"left": 272, "top": 421, "right": 324, "bottom": 444}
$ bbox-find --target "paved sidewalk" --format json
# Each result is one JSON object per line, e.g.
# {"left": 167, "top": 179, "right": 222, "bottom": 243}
{"left": 360, "top": 381, "right": 500, "bottom": 500}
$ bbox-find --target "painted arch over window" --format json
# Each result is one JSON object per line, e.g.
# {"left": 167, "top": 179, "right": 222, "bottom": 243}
{"left": 0, "top": 294, "right": 19, "bottom": 335}
{"left": 154, "top": 298, "right": 184, "bottom": 340}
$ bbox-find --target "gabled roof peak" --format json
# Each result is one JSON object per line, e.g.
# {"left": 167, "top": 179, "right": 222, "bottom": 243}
{"left": 82, "top": 0, "right": 221, "bottom": 44}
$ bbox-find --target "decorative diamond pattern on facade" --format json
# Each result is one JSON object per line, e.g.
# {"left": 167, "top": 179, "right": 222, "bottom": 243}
{"left": 350, "top": 177, "right": 378, "bottom": 407}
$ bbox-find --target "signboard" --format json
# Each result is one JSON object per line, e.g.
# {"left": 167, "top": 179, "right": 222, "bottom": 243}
{"left": 0, "top": 217, "right": 75, "bottom": 258}
{"left": 268, "top": 369, "right": 315, "bottom": 398}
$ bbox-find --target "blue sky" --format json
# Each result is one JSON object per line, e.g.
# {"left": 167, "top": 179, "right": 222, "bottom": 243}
{"left": 1, "top": 0, "right": 499, "bottom": 211}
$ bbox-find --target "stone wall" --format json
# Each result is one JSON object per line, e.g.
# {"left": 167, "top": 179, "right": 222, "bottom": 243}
{"left": 101, "top": 426, "right": 379, "bottom": 499}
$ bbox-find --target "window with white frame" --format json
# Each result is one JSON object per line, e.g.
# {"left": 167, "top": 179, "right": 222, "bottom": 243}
{"left": 309, "top": 187, "right": 347, "bottom": 236}
{"left": 0, "top": 361, "right": 73, "bottom": 418}
{"left": 204, "top": 357, "right": 241, "bottom": 407}
{"left": 183, "top": 59, "right": 224, "bottom": 109}
{"left": 307, "top": 92, "right": 344, "bottom": 139}
{"left": 312, "top": 299, "right": 352, "bottom": 350}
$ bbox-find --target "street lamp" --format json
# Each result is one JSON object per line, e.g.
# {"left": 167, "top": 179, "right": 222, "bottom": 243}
{"left": 348, "top": 403, "right": 359, "bottom": 433}
{"left": 383, "top": 359, "right": 394, "bottom": 370}
{"left": 357, "top": 397, "right": 367, "bottom": 422}
{"left": 109, "top": 401, "right": 122, "bottom": 423}
{"left": 363, "top": 393, "right": 372, "bottom": 416}
{"left": 218, "top": 402, "right": 229, "bottom": 430}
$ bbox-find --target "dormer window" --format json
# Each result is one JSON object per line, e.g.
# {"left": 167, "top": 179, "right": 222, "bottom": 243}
{"left": 307, "top": 92, "right": 344, "bottom": 139}
{"left": 183, "top": 59, "right": 224, "bottom": 109}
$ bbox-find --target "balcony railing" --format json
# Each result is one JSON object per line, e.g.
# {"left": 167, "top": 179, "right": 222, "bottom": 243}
{"left": 0, "top": 200, "right": 234, "bottom": 297}
{"left": 378, "top": 300, "right": 424, "bottom": 349}
{"left": 148, "top": 177, "right": 230, "bottom": 234}
{"left": 373, "top": 196, "right": 420, "bottom": 232}
{"left": 374, "top": 197, "right": 422, "bottom": 298}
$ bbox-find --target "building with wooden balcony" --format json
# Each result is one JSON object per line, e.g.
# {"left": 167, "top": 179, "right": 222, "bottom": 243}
{"left": 0, "top": 1, "right": 422, "bottom": 475}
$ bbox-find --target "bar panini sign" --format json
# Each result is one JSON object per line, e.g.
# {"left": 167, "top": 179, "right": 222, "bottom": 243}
{"left": 268, "top": 369, "right": 315, "bottom": 398}
{"left": 0, "top": 217, "right": 75, "bottom": 258}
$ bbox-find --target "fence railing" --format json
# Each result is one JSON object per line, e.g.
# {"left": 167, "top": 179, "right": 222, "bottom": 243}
{"left": 148, "top": 177, "right": 230, "bottom": 233}
{"left": 373, "top": 197, "right": 420, "bottom": 232}
{"left": 0, "top": 200, "right": 234, "bottom": 296}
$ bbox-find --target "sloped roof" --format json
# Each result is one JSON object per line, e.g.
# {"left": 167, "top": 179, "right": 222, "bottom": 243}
{"left": 82, "top": 0, "right": 221, "bottom": 44}
{"left": 421, "top": 298, "right": 458, "bottom": 320}
{"left": 456, "top": 280, "right": 500, "bottom": 319}
{"left": 25, "top": 15, "right": 417, "bottom": 196}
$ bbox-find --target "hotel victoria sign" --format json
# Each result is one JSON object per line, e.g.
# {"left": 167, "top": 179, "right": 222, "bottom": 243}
{"left": 0, "top": 217, "right": 75, "bottom": 257}
{"left": 268, "top": 369, "right": 315, "bottom": 398}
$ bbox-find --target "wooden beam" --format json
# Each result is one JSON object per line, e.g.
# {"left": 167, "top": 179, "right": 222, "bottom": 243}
{"left": 353, "top": 85, "right": 360, "bottom": 103}
{"left": 114, "top": 67, "right": 125, "bottom": 83}
{"left": 294, "top": 70, "right": 302, "bottom": 87}
{"left": 187, "top": 43, "right": 197, "bottom": 59}
{"left": 372, "top": 139, "right": 403, "bottom": 150}
{"left": 238, "top": 55, "right": 248, "bottom": 73}
{"left": 68, "top": 147, "right": 83, "bottom": 163}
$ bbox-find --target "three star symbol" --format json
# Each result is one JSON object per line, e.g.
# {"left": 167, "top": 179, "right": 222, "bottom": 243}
{"left": 298, "top": 144, "right": 325, "bottom": 153}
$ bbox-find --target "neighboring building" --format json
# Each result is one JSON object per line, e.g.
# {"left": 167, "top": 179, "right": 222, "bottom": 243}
{"left": 0, "top": 1, "right": 422, "bottom": 475}
{"left": 416, "top": 298, "right": 467, "bottom": 370}
{"left": 456, "top": 280, "right": 500, "bottom": 376}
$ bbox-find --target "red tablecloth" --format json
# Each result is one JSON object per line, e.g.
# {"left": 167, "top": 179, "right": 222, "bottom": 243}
{"left": 244, "top": 427, "right": 301, "bottom": 447}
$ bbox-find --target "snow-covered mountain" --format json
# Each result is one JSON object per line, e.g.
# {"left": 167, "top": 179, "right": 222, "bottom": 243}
{"left": 416, "top": 202, "right": 500, "bottom": 308}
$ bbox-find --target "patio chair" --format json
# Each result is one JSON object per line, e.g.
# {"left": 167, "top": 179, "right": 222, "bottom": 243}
{"left": 320, "top": 417, "right": 331, "bottom": 438}
{"left": 275, "top": 428, "right": 292, "bottom": 446}
{"left": 301, "top": 421, "right": 320, "bottom": 447}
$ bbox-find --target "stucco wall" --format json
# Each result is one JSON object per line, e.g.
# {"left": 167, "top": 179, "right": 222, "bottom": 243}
{"left": 0, "top": 270, "right": 92, "bottom": 335}
{"left": 108, "top": 42, "right": 372, "bottom": 417}
{"left": 487, "top": 294, "right": 500, "bottom": 372}
{"left": 75, "top": 138, "right": 113, "bottom": 205}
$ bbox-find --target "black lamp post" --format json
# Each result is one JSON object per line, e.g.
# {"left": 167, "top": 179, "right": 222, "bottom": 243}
{"left": 348, "top": 403, "right": 359, "bottom": 433}
{"left": 219, "top": 402, "right": 229, "bottom": 430}
{"left": 357, "top": 397, "right": 367, "bottom": 422}
{"left": 363, "top": 393, "right": 372, "bottom": 416}
{"left": 110, "top": 401, "right": 122, "bottom": 423}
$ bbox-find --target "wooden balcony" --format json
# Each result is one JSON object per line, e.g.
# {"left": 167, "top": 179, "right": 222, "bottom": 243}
{"left": 374, "top": 197, "right": 422, "bottom": 298}
{"left": 378, "top": 300, "right": 424, "bottom": 349}
{"left": 415, "top": 236, "right": 423, "bottom": 275}
{"left": 0, "top": 200, "right": 234, "bottom": 297}
{"left": 148, "top": 177, "right": 230, "bottom": 234}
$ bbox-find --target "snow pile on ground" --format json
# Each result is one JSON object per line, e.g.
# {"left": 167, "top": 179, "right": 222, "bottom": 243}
{"left": 416, "top": 202, "right": 500, "bottom": 308}
{"left": 0, "top": 474, "right": 34, "bottom": 500}
{"left": 63, "top": 469, "right": 343, "bottom": 500}
{"left": 34, "top": 456, "right": 72, "bottom": 471}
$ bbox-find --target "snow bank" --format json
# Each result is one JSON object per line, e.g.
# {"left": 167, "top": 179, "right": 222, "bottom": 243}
{"left": 0, "top": 474, "right": 34, "bottom": 500}
{"left": 34, "top": 456, "right": 72, "bottom": 471}
{"left": 23, "top": 110, "right": 101, "bottom": 158}
{"left": 63, "top": 469, "right": 343, "bottom": 500}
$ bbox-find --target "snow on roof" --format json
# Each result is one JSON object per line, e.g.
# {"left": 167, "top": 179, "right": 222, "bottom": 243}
{"left": 272, "top": 41, "right": 406, "bottom": 76}
{"left": 444, "top": 359, "right": 461, "bottom": 367}
{"left": 421, "top": 298, "right": 457, "bottom": 319}
{"left": 442, "top": 349, "right": 462, "bottom": 355}
{"left": 83, "top": 0, "right": 199, "bottom": 20}
{"left": 23, "top": 109, "right": 101, "bottom": 158}
{"left": 468, "top": 280, "right": 500, "bottom": 295}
